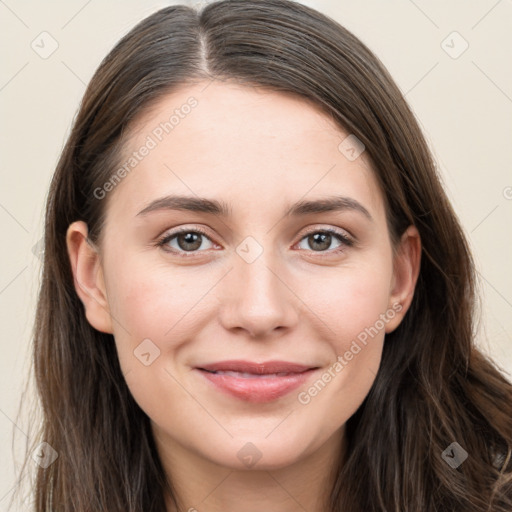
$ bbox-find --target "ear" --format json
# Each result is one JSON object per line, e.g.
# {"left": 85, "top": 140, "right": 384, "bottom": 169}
{"left": 66, "top": 221, "right": 113, "bottom": 334}
{"left": 385, "top": 225, "right": 421, "bottom": 333}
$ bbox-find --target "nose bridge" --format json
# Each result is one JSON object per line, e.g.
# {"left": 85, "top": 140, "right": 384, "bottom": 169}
{"left": 218, "top": 236, "right": 298, "bottom": 337}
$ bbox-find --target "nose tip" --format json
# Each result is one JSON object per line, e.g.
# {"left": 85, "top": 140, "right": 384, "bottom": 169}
{"left": 217, "top": 256, "right": 298, "bottom": 339}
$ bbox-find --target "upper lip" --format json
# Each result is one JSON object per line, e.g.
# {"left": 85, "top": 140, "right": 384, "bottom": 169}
{"left": 197, "top": 360, "right": 317, "bottom": 375}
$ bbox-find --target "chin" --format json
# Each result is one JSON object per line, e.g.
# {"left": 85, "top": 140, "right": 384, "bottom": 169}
{"left": 202, "top": 433, "right": 313, "bottom": 471}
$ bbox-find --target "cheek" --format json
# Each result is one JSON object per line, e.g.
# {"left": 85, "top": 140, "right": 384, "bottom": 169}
{"left": 298, "top": 257, "right": 393, "bottom": 350}
{"left": 334, "top": 274, "right": 391, "bottom": 347}
{"left": 332, "top": 267, "right": 392, "bottom": 377}
{"left": 103, "top": 258, "right": 222, "bottom": 393}
{"left": 104, "top": 263, "right": 197, "bottom": 421}
{"left": 105, "top": 258, "right": 204, "bottom": 341}
{"left": 293, "top": 260, "right": 392, "bottom": 425}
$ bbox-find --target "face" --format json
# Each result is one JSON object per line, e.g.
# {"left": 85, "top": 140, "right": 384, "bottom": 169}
{"left": 68, "top": 80, "right": 419, "bottom": 472}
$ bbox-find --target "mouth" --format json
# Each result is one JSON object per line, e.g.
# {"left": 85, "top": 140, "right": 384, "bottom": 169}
{"left": 195, "top": 360, "right": 319, "bottom": 403}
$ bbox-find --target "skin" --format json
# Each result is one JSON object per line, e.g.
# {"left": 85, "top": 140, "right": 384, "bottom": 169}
{"left": 66, "top": 80, "right": 421, "bottom": 511}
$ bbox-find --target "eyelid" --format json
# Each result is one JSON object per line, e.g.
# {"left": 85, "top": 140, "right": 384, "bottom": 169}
{"left": 295, "top": 224, "right": 354, "bottom": 244}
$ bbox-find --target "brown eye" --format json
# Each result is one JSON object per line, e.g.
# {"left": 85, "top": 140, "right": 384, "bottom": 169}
{"left": 296, "top": 229, "right": 353, "bottom": 253}
{"left": 306, "top": 232, "right": 333, "bottom": 251}
{"left": 176, "top": 232, "right": 203, "bottom": 251}
{"left": 157, "top": 228, "right": 216, "bottom": 255}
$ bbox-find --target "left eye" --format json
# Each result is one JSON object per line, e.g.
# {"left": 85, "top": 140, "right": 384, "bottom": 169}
{"left": 296, "top": 229, "right": 352, "bottom": 253}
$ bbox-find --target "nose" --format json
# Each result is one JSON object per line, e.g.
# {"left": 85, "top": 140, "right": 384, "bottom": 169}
{"left": 217, "top": 250, "right": 299, "bottom": 339}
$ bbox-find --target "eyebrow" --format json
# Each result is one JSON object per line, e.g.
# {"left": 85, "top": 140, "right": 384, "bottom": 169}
{"left": 136, "top": 194, "right": 372, "bottom": 221}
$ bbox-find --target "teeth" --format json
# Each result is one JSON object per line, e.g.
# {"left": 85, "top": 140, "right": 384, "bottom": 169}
{"left": 210, "top": 370, "right": 291, "bottom": 377}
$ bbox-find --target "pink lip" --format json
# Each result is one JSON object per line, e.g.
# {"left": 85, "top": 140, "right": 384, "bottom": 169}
{"left": 195, "top": 360, "right": 318, "bottom": 403}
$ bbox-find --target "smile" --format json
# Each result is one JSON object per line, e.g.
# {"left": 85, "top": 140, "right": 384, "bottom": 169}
{"left": 195, "top": 360, "right": 319, "bottom": 403}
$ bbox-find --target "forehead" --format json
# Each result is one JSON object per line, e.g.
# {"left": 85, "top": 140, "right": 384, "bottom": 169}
{"left": 104, "top": 80, "right": 385, "bottom": 225}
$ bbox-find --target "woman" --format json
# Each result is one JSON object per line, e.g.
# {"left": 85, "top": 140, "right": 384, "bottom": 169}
{"left": 13, "top": 0, "right": 512, "bottom": 510}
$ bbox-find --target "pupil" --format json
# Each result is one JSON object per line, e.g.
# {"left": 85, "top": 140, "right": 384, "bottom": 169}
{"left": 310, "top": 233, "right": 330, "bottom": 251}
{"left": 178, "top": 232, "right": 202, "bottom": 251}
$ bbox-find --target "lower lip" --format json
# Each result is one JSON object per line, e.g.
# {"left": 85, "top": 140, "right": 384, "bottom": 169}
{"left": 196, "top": 368, "right": 317, "bottom": 403}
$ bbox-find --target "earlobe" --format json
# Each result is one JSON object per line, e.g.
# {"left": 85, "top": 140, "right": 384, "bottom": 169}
{"left": 66, "top": 221, "right": 113, "bottom": 334}
{"left": 385, "top": 225, "right": 422, "bottom": 333}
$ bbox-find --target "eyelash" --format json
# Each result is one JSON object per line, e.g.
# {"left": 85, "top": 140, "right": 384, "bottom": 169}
{"left": 155, "top": 226, "right": 354, "bottom": 258}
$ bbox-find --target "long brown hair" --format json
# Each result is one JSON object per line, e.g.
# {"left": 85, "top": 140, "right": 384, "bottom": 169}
{"left": 12, "top": 0, "right": 512, "bottom": 510}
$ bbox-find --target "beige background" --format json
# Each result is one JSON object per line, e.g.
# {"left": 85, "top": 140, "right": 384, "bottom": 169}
{"left": 1, "top": 0, "right": 511, "bottom": 509}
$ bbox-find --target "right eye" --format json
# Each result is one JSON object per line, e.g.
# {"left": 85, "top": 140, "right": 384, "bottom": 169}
{"left": 156, "top": 227, "right": 219, "bottom": 256}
